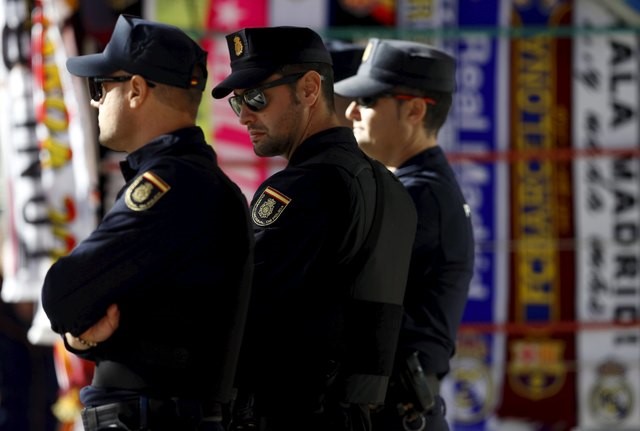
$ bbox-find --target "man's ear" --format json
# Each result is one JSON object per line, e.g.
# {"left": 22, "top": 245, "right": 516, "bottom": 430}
{"left": 405, "top": 97, "right": 428, "bottom": 124}
{"left": 128, "top": 75, "right": 151, "bottom": 108}
{"left": 301, "top": 71, "right": 322, "bottom": 104}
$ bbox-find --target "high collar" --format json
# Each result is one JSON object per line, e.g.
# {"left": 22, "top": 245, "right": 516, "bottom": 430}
{"left": 394, "top": 146, "right": 444, "bottom": 178}
{"left": 119, "top": 126, "right": 208, "bottom": 181}
{"left": 288, "top": 127, "right": 358, "bottom": 166}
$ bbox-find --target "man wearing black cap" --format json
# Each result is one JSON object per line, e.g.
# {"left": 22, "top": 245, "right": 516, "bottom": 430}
{"left": 335, "top": 38, "right": 475, "bottom": 431}
{"left": 211, "top": 27, "right": 417, "bottom": 431}
{"left": 41, "top": 14, "right": 254, "bottom": 431}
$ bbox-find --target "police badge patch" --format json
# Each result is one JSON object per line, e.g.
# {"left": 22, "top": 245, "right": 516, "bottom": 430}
{"left": 252, "top": 186, "right": 291, "bottom": 226}
{"left": 125, "top": 171, "right": 171, "bottom": 211}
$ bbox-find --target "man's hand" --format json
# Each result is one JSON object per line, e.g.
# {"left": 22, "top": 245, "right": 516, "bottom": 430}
{"left": 64, "top": 304, "right": 120, "bottom": 350}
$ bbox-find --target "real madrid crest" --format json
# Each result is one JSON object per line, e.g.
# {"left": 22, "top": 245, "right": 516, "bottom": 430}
{"left": 451, "top": 334, "right": 494, "bottom": 424}
{"left": 252, "top": 186, "right": 291, "bottom": 226}
{"left": 125, "top": 171, "right": 171, "bottom": 211}
{"left": 589, "top": 360, "right": 633, "bottom": 425}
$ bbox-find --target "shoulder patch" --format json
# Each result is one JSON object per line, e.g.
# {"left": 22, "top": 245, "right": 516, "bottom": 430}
{"left": 125, "top": 171, "right": 171, "bottom": 211}
{"left": 252, "top": 186, "right": 291, "bottom": 226}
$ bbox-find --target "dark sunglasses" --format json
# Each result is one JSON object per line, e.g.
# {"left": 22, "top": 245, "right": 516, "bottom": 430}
{"left": 228, "top": 72, "right": 306, "bottom": 116}
{"left": 355, "top": 94, "right": 436, "bottom": 108}
{"left": 88, "top": 75, "right": 156, "bottom": 102}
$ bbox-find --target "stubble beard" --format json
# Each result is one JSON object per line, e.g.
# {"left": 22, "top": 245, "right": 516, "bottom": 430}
{"left": 253, "top": 105, "right": 301, "bottom": 158}
{"left": 253, "top": 135, "right": 282, "bottom": 158}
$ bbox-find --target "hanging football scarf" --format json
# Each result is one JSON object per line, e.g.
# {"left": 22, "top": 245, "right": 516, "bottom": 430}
{"left": 445, "top": 1, "right": 511, "bottom": 429}
{"left": 27, "top": 0, "right": 99, "bottom": 346}
{"left": 499, "top": 1, "right": 577, "bottom": 429}
{"left": 0, "top": 0, "right": 48, "bottom": 305}
{"left": 573, "top": 1, "right": 640, "bottom": 429}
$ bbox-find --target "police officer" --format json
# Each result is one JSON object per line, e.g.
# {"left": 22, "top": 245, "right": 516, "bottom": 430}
{"left": 41, "top": 15, "right": 254, "bottom": 431}
{"left": 211, "top": 27, "right": 417, "bottom": 431}
{"left": 335, "top": 39, "right": 475, "bottom": 431}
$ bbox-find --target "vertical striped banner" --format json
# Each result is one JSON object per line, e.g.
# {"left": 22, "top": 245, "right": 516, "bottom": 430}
{"left": 2, "top": 2, "right": 100, "bottom": 426}
{"left": 499, "top": 1, "right": 576, "bottom": 429}
{"left": 27, "top": 0, "right": 99, "bottom": 345}
{"left": 1, "top": 0, "right": 98, "bottom": 308}
{"left": 573, "top": 0, "right": 640, "bottom": 429}
{"left": 1, "top": 0, "right": 49, "bottom": 305}
{"left": 448, "top": 0, "right": 510, "bottom": 429}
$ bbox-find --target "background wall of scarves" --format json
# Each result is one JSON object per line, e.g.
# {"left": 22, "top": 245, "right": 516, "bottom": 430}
{"left": 0, "top": 0, "right": 98, "bottom": 339}
{"left": 1, "top": 1, "right": 639, "bottom": 431}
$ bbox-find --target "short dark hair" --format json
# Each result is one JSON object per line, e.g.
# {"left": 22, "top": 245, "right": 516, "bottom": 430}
{"left": 391, "top": 86, "right": 451, "bottom": 136}
{"left": 154, "top": 64, "right": 206, "bottom": 117}
{"left": 421, "top": 90, "right": 451, "bottom": 136}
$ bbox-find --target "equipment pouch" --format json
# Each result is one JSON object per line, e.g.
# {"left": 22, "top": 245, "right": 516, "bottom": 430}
{"left": 398, "top": 352, "right": 435, "bottom": 414}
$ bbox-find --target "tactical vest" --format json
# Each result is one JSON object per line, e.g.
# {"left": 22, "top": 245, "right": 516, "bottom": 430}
{"left": 301, "top": 151, "right": 417, "bottom": 405}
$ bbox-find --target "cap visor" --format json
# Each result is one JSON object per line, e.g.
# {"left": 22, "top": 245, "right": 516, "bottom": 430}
{"left": 66, "top": 53, "right": 118, "bottom": 78}
{"left": 334, "top": 75, "right": 392, "bottom": 98}
{"left": 212, "top": 68, "right": 273, "bottom": 99}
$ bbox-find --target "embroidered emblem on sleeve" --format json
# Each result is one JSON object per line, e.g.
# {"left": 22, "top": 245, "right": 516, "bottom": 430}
{"left": 252, "top": 186, "right": 291, "bottom": 226}
{"left": 125, "top": 171, "right": 171, "bottom": 211}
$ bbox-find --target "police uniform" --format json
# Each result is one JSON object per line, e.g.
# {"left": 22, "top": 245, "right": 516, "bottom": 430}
{"left": 211, "top": 27, "right": 417, "bottom": 431}
{"left": 250, "top": 127, "right": 416, "bottom": 418}
{"left": 41, "top": 15, "right": 253, "bottom": 431}
{"left": 396, "top": 147, "right": 474, "bottom": 378}
{"left": 335, "top": 39, "right": 475, "bottom": 431}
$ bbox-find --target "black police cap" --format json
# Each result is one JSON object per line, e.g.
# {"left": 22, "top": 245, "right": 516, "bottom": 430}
{"left": 325, "top": 39, "right": 365, "bottom": 82}
{"left": 212, "top": 26, "right": 333, "bottom": 99}
{"left": 66, "top": 14, "right": 208, "bottom": 91}
{"left": 334, "top": 38, "right": 456, "bottom": 98}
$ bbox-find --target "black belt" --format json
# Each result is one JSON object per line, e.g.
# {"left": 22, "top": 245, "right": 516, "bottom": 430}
{"left": 81, "top": 396, "right": 222, "bottom": 431}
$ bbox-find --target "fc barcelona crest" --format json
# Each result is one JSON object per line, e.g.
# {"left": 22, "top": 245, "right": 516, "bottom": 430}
{"left": 252, "top": 186, "right": 291, "bottom": 226}
{"left": 125, "top": 171, "right": 170, "bottom": 211}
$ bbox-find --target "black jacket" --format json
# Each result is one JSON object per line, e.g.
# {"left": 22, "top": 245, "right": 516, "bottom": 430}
{"left": 42, "top": 127, "right": 254, "bottom": 402}
{"left": 241, "top": 127, "right": 416, "bottom": 413}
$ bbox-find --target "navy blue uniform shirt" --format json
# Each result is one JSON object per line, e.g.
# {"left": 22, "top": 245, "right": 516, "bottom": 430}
{"left": 42, "top": 127, "right": 253, "bottom": 402}
{"left": 394, "top": 146, "right": 474, "bottom": 377}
